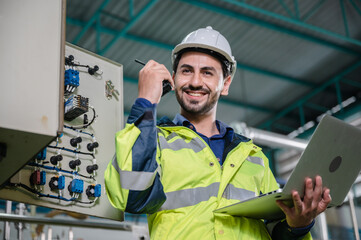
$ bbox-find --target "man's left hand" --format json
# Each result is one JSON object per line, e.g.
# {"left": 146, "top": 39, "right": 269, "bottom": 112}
{"left": 276, "top": 175, "right": 331, "bottom": 228}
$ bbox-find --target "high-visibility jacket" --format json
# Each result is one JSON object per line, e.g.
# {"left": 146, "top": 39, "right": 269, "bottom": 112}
{"left": 105, "top": 114, "right": 312, "bottom": 239}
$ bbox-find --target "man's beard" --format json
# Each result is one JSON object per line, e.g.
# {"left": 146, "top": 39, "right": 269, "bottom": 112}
{"left": 175, "top": 86, "right": 220, "bottom": 115}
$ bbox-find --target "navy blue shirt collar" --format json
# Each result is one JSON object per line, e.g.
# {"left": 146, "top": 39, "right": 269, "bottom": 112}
{"left": 172, "top": 113, "right": 234, "bottom": 139}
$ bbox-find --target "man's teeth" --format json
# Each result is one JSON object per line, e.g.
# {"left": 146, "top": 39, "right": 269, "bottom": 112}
{"left": 188, "top": 92, "right": 203, "bottom": 96}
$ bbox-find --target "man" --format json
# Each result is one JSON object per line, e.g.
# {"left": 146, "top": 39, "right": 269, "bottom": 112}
{"left": 105, "top": 26, "right": 331, "bottom": 239}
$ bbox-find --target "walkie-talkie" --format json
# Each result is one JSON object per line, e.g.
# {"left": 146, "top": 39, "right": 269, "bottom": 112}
{"left": 134, "top": 59, "right": 172, "bottom": 97}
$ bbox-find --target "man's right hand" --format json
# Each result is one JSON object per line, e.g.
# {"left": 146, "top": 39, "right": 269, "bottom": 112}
{"left": 138, "top": 60, "right": 173, "bottom": 104}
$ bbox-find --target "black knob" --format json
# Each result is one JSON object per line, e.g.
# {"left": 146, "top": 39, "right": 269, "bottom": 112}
{"left": 70, "top": 137, "right": 82, "bottom": 147}
{"left": 86, "top": 185, "right": 95, "bottom": 197}
{"left": 49, "top": 177, "right": 58, "bottom": 190}
{"left": 88, "top": 65, "right": 99, "bottom": 75}
{"left": 50, "top": 155, "right": 63, "bottom": 165}
{"left": 69, "top": 159, "right": 81, "bottom": 169}
{"left": 87, "top": 142, "right": 99, "bottom": 151}
{"left": 86, "top": 164, "right": 98, "bottom": 174}
{"left": 65, "top": 55, "right": 74, "bottom": 65}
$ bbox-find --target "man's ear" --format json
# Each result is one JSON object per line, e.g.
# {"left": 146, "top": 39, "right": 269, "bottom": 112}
{"left": 221, "top": 75, "right": 232, "bottom": 96}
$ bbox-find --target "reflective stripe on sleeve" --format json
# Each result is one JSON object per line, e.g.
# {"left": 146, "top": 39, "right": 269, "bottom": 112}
{"left": 222, "top": 184, "right": 257, "bottom": 201}
{"left": 112, "top": 154, "right": 160, "bottom": 191}
{"left": 158, "top": 182, "right": 220, "bottom": 211}
{"left": 158, "top": 133, "right": 206, "bottom": 153}
{"left": 246, "top": 156, "right": 264, "bottom": 167}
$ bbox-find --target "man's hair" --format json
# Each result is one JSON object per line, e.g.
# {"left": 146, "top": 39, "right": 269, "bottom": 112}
{"left": 172, "top": 48, "right": 231, "bottom": 78}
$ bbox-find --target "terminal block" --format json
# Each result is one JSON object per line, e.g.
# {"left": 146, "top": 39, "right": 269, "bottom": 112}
{"left": 64, "top": 95, "right": 89, "bottom": 121}
{"left": 40, "top": 171, "right": 46, "bottom": 185}
{"left": 30, "top": 170, "right": 46, "bottom": 185}
{"left": 68, "top": 179, "right": 84, "bottom": 194}
{"left": 86, "top": 184, "right": 101, "bottom": 198}
{"left": 64, "top": 69, "right": 80, "bottom": 95}
{"left": 36, "top": 148, "right": 47, "bottom": 160}
{"left": 49, "top": 176, "right": 65, "bottom": 190}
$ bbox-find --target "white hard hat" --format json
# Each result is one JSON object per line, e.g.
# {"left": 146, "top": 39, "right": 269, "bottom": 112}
{"left": 172, "top": 26, "right": 237, "bottom": 79}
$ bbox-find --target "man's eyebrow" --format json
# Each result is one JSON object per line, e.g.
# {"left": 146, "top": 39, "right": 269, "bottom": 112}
{"left": 179, "top": 64, "right": 194, "bottom": 69}
{"left": 200, "top": 66, "right": 216, "bottom": 72}
{"left": 179, "top": 64, "right": 216, "bottom": 72}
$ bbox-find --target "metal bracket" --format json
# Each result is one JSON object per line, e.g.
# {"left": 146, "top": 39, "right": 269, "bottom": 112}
{"left": 105, "top": 80, "right": 119, "bottom": 100}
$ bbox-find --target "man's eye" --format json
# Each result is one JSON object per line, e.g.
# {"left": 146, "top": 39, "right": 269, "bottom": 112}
{"left": 182, "top": 69, "right": 191, "bottom": 73}
{"left": 204, "top": 71, "right": 213, "bottom": 76}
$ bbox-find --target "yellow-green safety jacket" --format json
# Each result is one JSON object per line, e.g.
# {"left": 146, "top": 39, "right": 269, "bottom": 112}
{"left": 105, "top": 105, "right": 312, "bottom": 240}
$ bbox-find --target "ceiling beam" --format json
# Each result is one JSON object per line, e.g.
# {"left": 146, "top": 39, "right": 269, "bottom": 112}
{"left": 99, "top": 0, "right": 159, "bottom": 55}
{"left": 237, "top": 62, "right": 316, "bottom": 87}
{"left": 220, "top": 0, "right": 361, "bottom": 48}
{"left": 66, "top": 17, "right": 316, "bottom": 87}
{"left": 180, "top": 0, "right": 361, "bottom": 55}
{"left": 72, "top": 0, "right": 110, "bottom": 45}
{"left": 257, "top": 59, "right": 361, "bottom": 129}
{"left": 301, "top": 0, "right": 326, "bottom": 22}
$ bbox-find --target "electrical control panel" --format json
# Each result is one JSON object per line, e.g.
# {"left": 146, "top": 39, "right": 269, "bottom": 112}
{"left": 0, "top": 0, "right": 65, "bottom": 187}
{"left": 0, "top": 44, "right": 124, "bottom": 221}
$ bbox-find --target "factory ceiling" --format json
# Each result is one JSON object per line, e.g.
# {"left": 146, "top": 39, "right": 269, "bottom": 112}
{"left": 65, "top": 0, "right": 361, "bottom": 138}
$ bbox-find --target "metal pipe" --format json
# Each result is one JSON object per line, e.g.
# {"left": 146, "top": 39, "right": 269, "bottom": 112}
{"left": 4, "top": 200, "right": 12, "bottom": 240}
{"left": 0, "top": 213, "right": 132, "bottom": 231}
{"left": 17, "top": 203, "right": 26, "bottom": 240}
{"left": 231, "top": 122, "right": 308, "bottom": 151}
{"left": 47, "top": 226, "right": 52, "bottom": 240}
{"left": 348, "top": 191, "right": 360, "bottom": 240}
{"left": 318, "top": 212, "right": 329, "bottom": 240}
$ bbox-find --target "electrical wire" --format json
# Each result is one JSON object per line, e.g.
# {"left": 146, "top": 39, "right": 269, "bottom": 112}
{"left": 14, "top": 183, "right": 75, "bottom": 202}
{"left": 14, "top": 183, "right": 94, "bottom": 204}
{"left": 74, "top": 199, "right": 95, "bottom": 204}
{"left": 47, "top": 145, "right": 94, "bottom": 157}
{"left": 65, "top": 57, "right": 102, "bottom": 76}
{"left": 28, "top": 162, "right": 95, "bottom": 180}
{"left": 63, "top": 125, "right": 94, "bottom": 137}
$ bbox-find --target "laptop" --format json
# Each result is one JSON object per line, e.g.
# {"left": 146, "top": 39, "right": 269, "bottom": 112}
{"left": 214, "top": 115, "right": 361, "bottom": 220}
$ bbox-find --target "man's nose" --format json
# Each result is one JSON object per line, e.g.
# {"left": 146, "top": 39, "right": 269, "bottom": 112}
{"left": 189, "top": 71, "right": 203, "bottom": 87}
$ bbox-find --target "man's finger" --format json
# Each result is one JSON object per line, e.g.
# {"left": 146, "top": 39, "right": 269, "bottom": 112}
{"left": 313, "top": 176, "right": 323, "bottom": 201}
{"left": 318, "top": 188, "right": 331, "bottom": 213}
{"left": 303, "top": 178, "right": 314, "bottom": 208}
{"left": 276, "top": 200, "right": 291, "bottom": 216}
{"left": 292, "top": 191, "right": 303, "bottom": 214}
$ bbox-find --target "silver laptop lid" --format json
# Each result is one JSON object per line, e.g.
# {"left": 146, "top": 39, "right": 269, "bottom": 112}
{"left": 282, "top": 114, "right": 361, "bottom": 206}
